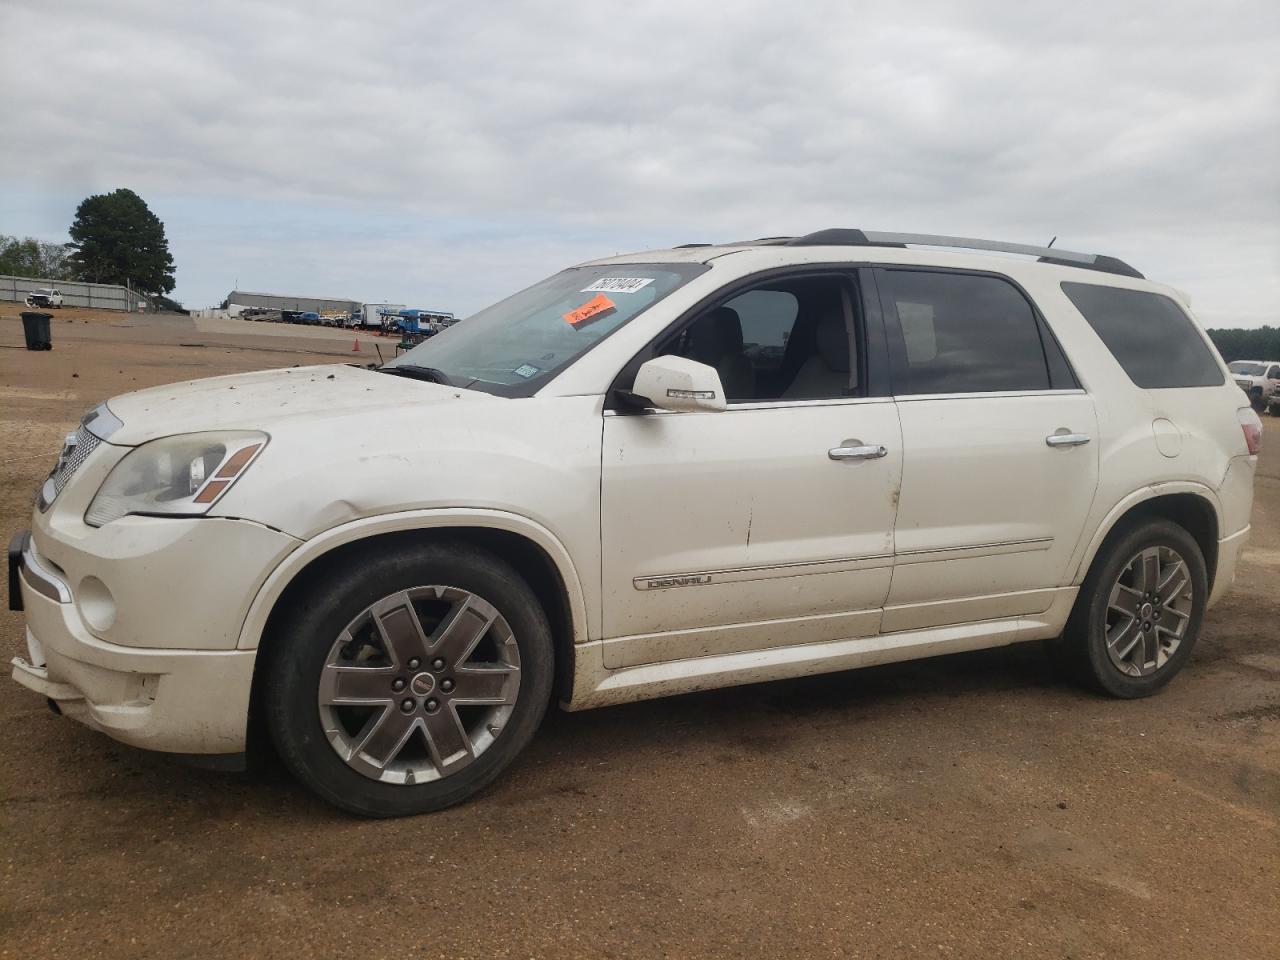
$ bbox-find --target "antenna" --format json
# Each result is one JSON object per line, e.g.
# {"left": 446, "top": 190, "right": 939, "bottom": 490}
{"left": 1046, "top": 236, "right": 1057, "bottom": 248}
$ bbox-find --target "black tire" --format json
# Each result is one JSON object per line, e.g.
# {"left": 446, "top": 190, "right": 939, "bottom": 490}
{"left": 264, "top": 541, "right": 554, "bottom": 817}
{"left": 1048, "top": 518, "right": 1207, "bottom": 699}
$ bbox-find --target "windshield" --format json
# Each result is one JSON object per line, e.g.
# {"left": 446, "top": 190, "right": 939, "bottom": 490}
{"left": 1229, "top": 362, "right": 1266, "bottom": 376}
{"left": 384, "top": 262, "right": 707, "bottom": 396}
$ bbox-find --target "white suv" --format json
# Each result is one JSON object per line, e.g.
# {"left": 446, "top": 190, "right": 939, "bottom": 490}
{"left": 8, "top": 230, "right": 1259, "bottom": 817}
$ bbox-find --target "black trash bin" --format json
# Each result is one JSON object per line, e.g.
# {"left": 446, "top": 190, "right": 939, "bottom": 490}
{"left": 19, "top": 312, "right": 53, "bottom": 351}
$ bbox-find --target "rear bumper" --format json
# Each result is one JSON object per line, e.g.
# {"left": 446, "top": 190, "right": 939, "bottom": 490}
{"left": 1208, "top": 525, "right": 1250, "bottom": 609}
{"left": 10, "top": 542, "right": 257, "bottom": 754}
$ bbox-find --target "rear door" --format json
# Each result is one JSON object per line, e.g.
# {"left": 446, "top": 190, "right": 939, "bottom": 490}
{"left": 875, "top": 267, "right": 1100, "bottom": 631}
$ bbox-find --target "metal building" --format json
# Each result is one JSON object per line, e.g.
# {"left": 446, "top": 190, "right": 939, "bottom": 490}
{"left": 226, "top": 290, "right": 361, "bottom": 314}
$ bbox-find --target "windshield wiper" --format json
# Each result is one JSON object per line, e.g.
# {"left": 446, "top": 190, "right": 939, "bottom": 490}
{"left": 379, "top": 364, "right": 453, "bottom": 386}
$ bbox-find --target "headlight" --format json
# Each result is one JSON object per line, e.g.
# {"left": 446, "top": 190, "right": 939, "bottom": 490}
{"left": 85, "top": 432, "right": 267, "bottom": 527}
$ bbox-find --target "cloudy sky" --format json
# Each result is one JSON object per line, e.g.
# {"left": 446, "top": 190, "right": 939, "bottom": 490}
{"left": 2, "top": 0, "right": 1278, "bottom": 326}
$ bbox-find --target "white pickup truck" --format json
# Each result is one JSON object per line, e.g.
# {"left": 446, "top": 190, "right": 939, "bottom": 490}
{"left": 1227, "top": 360, "right": 1280, "bottom": 412}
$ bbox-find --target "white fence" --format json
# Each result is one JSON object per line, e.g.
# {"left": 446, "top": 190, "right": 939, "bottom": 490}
{"left": 0, "top": 274, "right": 150, "bottom": 311}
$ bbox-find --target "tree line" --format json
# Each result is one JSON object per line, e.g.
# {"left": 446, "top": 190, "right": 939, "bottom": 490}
{"left": 1204, "top": 327, "right": 1280, "bottom": 364}
{"left": 2, "top": 188, "right": 176, "bottom": 299}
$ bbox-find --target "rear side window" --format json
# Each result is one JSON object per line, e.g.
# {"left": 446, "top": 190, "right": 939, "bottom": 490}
{"left": 1062, "top": 282, "right": 1225, "bottom": 388}
{"left": 880, "top": 269, "right": 1051, "bottom": 394}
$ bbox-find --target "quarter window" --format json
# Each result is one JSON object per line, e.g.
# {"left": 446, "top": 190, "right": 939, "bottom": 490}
{"left": 881, "top": 270, "right": 1052, "bottom": 395}
{"left": 1062, "top": 282, "right": 1225, "bottom": 389}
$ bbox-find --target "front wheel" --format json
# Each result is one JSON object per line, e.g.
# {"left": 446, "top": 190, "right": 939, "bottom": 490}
{"left": 1049, "top": 519, "right": 1207, "bottom": 699}
{"left": 264, "top": 541, "right": 554, "bottom": 817}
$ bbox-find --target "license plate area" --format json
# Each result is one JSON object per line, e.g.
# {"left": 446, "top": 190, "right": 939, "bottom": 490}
{"left": 25, "top": 628, "right": 47, "bottom": 669}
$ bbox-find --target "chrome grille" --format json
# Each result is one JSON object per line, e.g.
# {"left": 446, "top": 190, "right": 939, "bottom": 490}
{"left": 38, "top": 425, "right": 103, "bottom": 511}
{"left": 52, "top": 426, "right": 101, "bottom": 494}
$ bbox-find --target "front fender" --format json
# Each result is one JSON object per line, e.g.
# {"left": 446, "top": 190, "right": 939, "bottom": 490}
{"left": 234, "top": 507, "right": 592, "bottom": 651}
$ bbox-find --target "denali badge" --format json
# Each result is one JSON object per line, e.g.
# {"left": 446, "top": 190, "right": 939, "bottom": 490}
{"left": 635, "top": 573, "right": 713, "bottom": 591}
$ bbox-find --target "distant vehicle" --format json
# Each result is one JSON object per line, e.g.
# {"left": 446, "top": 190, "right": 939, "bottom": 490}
{"left": 24, "top": 288, "right": 63, "bottom": 309}
{"left": 359, "top": 303, "right": 406, "bottom": 330}
{"left": 319, "top": 314, "right": 347, "bottom": 327}
{"left": 280, "top": 310, "right": 302, "bottom": 324}
{"left": 1227, "top": 360, "right": 1280, "bottom": 410}
{"left": 395, "top": 309, "right": 456, "bottom": 336}
{"left": 298, "top": 312, "right": 321, "bottom": 326}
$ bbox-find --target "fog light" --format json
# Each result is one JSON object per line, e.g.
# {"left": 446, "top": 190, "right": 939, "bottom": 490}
{"left": 77, "top": 575, "right": 117, "bottom": 633}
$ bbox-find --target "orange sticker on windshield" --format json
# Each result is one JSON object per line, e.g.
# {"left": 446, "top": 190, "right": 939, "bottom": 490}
{"left": 563, "top": 293, "right": 616, "bottom": 327}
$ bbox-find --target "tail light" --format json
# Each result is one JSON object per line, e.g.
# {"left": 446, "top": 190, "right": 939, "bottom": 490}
{"left": 1239, "top": 407, "right": 1263, "bottom": 455}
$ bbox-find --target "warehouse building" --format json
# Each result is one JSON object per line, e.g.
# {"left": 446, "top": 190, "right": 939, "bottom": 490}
{"left": 224, "top": 290, "right": 361, "bottom": 314}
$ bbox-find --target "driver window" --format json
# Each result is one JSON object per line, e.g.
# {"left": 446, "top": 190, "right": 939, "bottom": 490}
{"left": 662, "top": 276, "right": 859, "bottom": 403}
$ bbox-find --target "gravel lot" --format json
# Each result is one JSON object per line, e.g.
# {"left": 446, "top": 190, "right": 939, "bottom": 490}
{"left": 2, "top": 310, "right": 1277, "bottom": 959}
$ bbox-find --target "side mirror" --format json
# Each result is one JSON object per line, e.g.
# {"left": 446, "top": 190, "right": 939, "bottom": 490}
{"left": 628, "top": 355, "right": 727, "bottom": 413}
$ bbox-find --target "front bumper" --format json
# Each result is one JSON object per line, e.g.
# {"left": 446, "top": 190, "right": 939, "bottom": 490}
{"left": 9, "top": 530, "right": 263, "bottom": 755}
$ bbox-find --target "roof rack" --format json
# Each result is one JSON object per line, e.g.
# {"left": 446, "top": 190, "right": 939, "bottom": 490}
{"left": 784, "top": 229, "right": 1143, "bottom": 279}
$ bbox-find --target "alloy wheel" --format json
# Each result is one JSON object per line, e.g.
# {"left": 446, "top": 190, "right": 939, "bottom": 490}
{"left": 1104, "top": 546, "right": 1193, "bottom": 678}
{"left": 317, "top": 586, "right": 521, "bottom": 784}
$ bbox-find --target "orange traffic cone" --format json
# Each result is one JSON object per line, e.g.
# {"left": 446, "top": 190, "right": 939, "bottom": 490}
{"left": 352, "top": 338, "right": 361, "bottom": 353}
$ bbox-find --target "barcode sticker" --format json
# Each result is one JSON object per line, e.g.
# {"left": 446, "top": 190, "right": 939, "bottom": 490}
{"left": 581, "top": 277, "right": 654, "bottom": 294}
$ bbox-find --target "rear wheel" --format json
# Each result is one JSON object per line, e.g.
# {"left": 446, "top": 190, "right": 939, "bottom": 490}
{"left": 264, "top": 541, "right": 554, "bottom": 817}
{"left": 1049, "top": 519, "right": 1207, "bottom": 698}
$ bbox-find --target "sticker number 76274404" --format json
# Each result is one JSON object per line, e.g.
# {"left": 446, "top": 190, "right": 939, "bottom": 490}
{"left": 581, "top": 277, "right": 654, "bottom": 294}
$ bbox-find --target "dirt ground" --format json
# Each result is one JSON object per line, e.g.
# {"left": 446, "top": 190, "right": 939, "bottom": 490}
{"left": 1, "top": 311, "right": 1277, "bottom": 959}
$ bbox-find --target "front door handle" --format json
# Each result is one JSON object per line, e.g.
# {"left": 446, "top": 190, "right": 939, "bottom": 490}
{"left": 829, "top": 441, "right": 888, "bottom": 461}
{"left": 1045, "top": 432, "right": 1091, "bottom": 447}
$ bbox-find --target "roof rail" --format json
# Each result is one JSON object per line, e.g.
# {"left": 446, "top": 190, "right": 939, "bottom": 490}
{"left": 785, "top": 229, "right": 1143, "bottom": 279}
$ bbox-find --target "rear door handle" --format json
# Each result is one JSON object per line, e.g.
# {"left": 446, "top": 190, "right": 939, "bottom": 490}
{"left": 1045, "top": 432, "right": 1091, "bottom": 447}
{"left": 829, "top": 442, "right": 888, "bottom": 461}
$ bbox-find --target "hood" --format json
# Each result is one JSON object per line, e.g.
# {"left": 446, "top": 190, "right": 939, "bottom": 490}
{"left": 103, "top": 364, "right": 497, "bottom": 445}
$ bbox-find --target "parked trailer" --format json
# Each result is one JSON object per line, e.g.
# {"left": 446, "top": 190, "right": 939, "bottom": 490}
{"left": 359, "top": 303, "right": 406, "bottom": 330}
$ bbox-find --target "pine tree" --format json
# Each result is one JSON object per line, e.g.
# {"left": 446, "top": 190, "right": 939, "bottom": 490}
{"left": 67, "top": 188, "right": 176, "bottom": 295}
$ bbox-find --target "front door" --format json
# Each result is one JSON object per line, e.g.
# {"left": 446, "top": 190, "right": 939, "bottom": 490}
{"left": 599, "top": 271, "right": 902, "bottom": 668}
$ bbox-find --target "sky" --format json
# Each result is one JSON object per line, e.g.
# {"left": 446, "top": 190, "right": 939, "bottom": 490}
{"left": 1, "top": 0, "right": 1278, "bottom": 327}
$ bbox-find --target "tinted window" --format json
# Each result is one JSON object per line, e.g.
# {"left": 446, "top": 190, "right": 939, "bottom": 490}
{"left": 1062, "top": 283, "right": 1225, "bottom": 389}
{"left": 881, "top": 270, "right": 1050, "bottom": 394}
{"left": 664, "top": 276, "right": 858, "bottom": 402}
{"left": 731, "top": 289, "right": 799, "bottom": 390}
{"left": 1229, "top": 361, "right": 1266, "bottom": 376}
{"left": 1039, "top": 317, "right": 1080, "bottom": 390}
